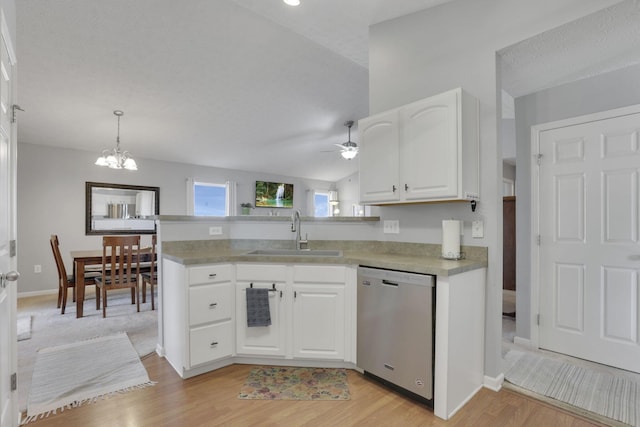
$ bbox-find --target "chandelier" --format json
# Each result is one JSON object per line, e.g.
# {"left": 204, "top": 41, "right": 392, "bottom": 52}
{"left": 95, "top": 110, "right": 138, "bottom": 170}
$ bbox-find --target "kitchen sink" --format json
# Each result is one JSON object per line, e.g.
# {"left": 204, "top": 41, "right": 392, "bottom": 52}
{"left": 245, "top": 249, "right": 343, "bottom": 257}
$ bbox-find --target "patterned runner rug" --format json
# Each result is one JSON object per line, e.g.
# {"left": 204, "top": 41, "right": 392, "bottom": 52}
{"left": 504, "top": 350, "right": 640, "bottom": 427}
{"left": 238, "top": 366, "right": 350, "bottom": 400}
{"left": 24, "top": 332, "right": 154, "bottom": 424}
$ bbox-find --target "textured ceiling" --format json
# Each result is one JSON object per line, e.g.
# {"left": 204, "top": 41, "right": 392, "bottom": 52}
{"left": 16, "top": 0, "right": 451, "bottom": 182}
{"left": 16, "top": 0, "right": 640, "bottom": 182}
{"left": 500, "top": 0, "right": 640, "bottom": 98}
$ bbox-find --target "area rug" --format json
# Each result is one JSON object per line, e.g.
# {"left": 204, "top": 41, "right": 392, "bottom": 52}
{"left": 17, "top": 315, "right": 32, "bottom": 341}
{"left": 17, "top": 291, "right": 157, "bottom": 414}
{"left": 238, "top": 366, "right": 350, "bottom": 401}
{"left": 23, "top": 332, "right": 154, "bottom": 424}
{"left": 504, "top": 350, "right": 640, "bottom": 427}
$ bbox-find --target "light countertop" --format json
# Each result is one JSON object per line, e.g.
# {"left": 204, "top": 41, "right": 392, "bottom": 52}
{"left": 161, "top": 240, "right": 487, "bottom": 277}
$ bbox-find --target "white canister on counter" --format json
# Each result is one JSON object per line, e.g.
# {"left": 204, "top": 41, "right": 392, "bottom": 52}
{"left": 442, "top": 219, "right": 461, "bottom": 259}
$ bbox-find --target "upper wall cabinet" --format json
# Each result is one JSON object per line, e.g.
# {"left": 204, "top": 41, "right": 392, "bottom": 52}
{"left": 358, "top": 88, "right": 479, "bottom": 205}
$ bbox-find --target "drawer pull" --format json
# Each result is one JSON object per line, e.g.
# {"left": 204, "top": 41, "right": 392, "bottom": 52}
{"left": 210, "top": 341, "right": 219, "bottom": 347}
{"left": 384, "top": 363, "right": 395, "bottom": 371}
{"left": 208, "top": 273, "right": 217, "bottom": 278}
{"left": 209, "top": 303, "right": 217, "bottom": 309}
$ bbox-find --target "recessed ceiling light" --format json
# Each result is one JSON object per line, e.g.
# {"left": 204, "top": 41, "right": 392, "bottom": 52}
{"left": 283, "top": 0, "right": 300, "bottom": 6}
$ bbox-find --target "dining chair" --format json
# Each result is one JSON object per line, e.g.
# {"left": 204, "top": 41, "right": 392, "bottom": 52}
{"left": 50, "top": 234, "right": 101, "bottom": 315}
{"left": 95, "top": 235, "right": 141, "bottom": 318}
{"left": 141, "top": 234, "right": 157, "bottom": 310}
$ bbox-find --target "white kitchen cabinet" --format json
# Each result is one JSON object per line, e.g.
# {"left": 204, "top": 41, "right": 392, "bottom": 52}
{"left": 359, "top": 88, "right": 479, "bottom": 204}
{"left": 236, "top": 263, "right": 350, "bottom": 361}
{"left": 163, "top": 261, "right": 234, "bottom": 377}
{"left": 358, "top": 110, "right": 401, "bottom": 203}
{"left": 292, "top": 265, "right": 346, "bottom": 360}
{"left": 235, "top": 264, "right": 288, "bottom": 357}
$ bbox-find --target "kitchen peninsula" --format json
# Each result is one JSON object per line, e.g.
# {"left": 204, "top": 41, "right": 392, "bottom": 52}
{"left": 156, "top": 216, "right": 487, "bottom": 420}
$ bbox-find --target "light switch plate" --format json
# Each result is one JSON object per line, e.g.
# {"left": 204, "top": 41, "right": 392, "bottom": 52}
{"left": 383, "top": 220, "right": 400, "bottom": 234}
{"left": 209, "top": 226, "right": 223, "bottom": 235}
{"left": 472, "top": 220, "right": 484, "bottom": 238}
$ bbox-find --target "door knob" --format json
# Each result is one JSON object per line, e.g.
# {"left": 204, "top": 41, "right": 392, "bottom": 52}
{"left": 1, "top": 270, "right": 20, "bottom": 288}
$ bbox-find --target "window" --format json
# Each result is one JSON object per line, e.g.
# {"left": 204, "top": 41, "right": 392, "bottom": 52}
{"left": 193, "top": 182, "right": 227, "bottom": 216}
{"left": 314, "top": 191, "right": 331, "bottom": 217}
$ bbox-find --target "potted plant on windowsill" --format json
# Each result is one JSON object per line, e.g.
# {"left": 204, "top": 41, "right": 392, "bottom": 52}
{"left": 240, "top": 203, "right": 253, "bottom": 215}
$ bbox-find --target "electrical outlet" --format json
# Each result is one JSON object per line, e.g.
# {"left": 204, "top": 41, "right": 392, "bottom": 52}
{"left": 209, "top": 226, "right": 223, "bottom": 235}
{"left": 383, "top": 220, "right": 400, "bottom": 234}
{"left": 34, "top": 264, "right": 42, "bottom": 273}
{"left": 472, "top": 220, "right": 484, "bottom": 238}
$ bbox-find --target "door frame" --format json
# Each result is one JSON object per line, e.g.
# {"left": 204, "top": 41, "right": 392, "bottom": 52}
{"left": 530, "top": 102, "right": 640, "bottom": 349}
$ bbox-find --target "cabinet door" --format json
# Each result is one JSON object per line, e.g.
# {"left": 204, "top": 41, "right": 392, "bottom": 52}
{"left": 401, "top": 90, "right": 459, "bottom": 200}
{"left": 358, "top": 111, "right": 400, "bottom": 203}
{"left": 236, "top": 282, "right": 286, "bottom": 356}
{"left": 292, "top": 284, "right": 345, "bottom": 360}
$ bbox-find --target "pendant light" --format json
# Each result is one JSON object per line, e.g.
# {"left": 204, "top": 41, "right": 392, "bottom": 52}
{"left": 95, "top": 110, "right": 138, "bottom": 170}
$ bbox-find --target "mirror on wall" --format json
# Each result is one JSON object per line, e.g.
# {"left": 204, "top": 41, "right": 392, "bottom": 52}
{"left": 86, "top": 181, "right": 160, "bottom": 235}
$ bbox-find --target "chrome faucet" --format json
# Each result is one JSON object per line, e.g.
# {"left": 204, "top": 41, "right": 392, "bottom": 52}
{"left": 291, "top": 209, "right": 309, "bottom": 250}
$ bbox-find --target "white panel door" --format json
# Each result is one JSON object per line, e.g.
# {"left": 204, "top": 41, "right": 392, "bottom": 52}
{"left": 0, "top": 19, "right": 17, "bottom": 427}
{"left": 538, "top": 111, "right": 640, "bottom": 372}
{"left": 0, "top": 17, "right": 20, "bottom": 426}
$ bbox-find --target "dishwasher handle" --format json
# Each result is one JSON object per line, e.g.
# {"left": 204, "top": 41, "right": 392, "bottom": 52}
{"left": 382, "top": 279, "right": 399, "bottom": 287}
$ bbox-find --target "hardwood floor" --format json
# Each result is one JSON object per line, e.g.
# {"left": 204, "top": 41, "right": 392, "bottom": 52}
{"left": 24, "top": 354, "right": 607, "bottom": 427}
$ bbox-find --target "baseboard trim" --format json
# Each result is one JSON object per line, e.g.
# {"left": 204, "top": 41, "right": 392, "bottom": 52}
{"left": 513, "top": 336, "right": 535, "bottom": 349}
{"left": 18, "top": 289, "right": 58, "bottom": 298}
{"left": 484, "top": 373, "right": 504, "bottom": 391}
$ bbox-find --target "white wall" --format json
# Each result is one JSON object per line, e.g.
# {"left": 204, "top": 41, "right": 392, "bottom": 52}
{"left": 368, "top": 0, "right": 620, "bottom": 379}
{"left": 514, "top": 61, "right": 640, "bottom": 341}
{"left": 16, "top": 142, "right": 333, "bottom": 294}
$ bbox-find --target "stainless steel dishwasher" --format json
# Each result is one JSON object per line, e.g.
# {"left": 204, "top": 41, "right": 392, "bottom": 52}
{"left": 357, "top": 266, "right": 435, "bottom": 404}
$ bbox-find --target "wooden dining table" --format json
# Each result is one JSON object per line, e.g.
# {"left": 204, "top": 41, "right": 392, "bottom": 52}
{"left": 71, "top": 249, "right": 103, "bottom": 318}
{"left": 71, "top": 248, "right": 153, "bottom": 318}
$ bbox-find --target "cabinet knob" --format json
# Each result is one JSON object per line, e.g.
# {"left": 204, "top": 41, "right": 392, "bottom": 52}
{"left": 405, "top": 183, "right": 409, "bottom": 191}
{"left": 210, "top": 341, "right": 219, "bottom": 347}
{"left": 392, "top": 185, "right": 397, "bottom": 193}
{"left": 209, "top": 302, "right": 217, "bottom": 309}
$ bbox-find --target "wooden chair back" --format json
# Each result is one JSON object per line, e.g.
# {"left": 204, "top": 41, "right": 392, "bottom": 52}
{"left": 141, "top": 234, "right": 157, "bottom": 310}
{"left": 50, "top": 234, "right": 68, "bottom": 283}
{"left": 101, "top": 235, "right": 141, "bottom": 288}
{"left": 95, "top": 235, "right": 142, "bottom": 317}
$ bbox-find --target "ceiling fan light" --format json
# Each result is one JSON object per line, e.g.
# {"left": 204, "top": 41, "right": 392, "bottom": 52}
{"left": 341, "top": 149, "right": 358, "bottom": 160}
{"left": 339, "top": 120, "right": 358, "bottom": 160}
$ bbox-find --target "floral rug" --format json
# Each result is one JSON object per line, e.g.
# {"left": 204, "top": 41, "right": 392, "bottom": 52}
{"left": 238, "top": 366, "right": 350, "bottom": 401}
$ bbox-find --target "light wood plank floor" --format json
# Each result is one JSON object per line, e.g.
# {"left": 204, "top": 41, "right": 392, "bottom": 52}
{"left": 23, "top": 354, "right": 607, "bottom": 427}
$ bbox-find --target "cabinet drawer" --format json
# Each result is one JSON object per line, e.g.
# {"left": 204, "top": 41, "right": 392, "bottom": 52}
{"left": 189, "top": 321, "right": 233, "bottom": 366}
{"left": 189, "top": 283, "right": 232, "bottom": 325}
{"left": 236, "top": 264, "right": 287, "bottom": 281}
{"left": 188, "top": 264, "right": 233, "bottom": 285}
{"left": 293, "top": 265, "right": 345, "bottom": 284}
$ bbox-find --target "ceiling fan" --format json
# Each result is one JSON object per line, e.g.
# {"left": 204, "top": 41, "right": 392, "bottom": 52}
{"left": 335, "top": 120, "right": 358, "bottom": 160}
